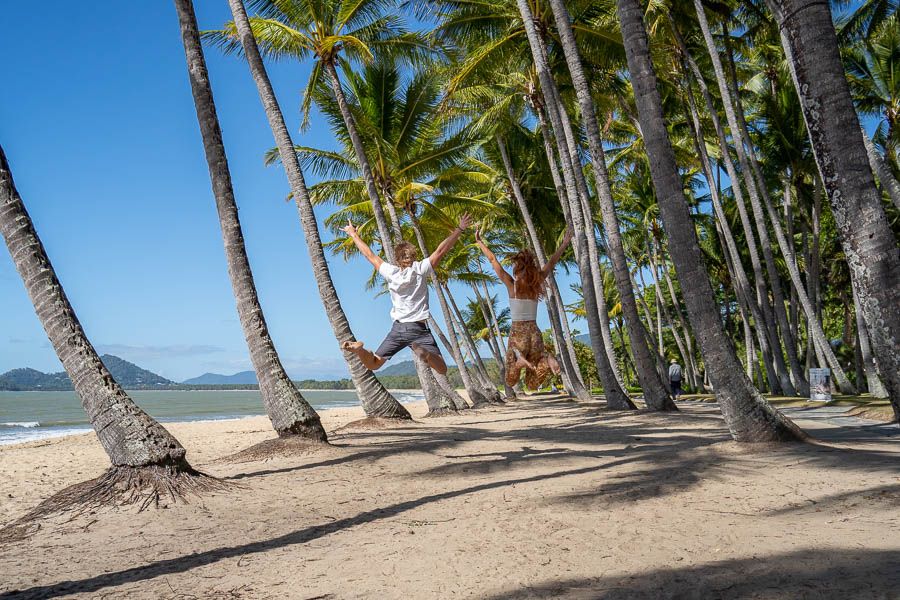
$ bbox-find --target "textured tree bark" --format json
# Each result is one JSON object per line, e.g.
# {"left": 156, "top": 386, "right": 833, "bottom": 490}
{"left": 548, "top": 0, "right": 671, "bottom": 409}
{"left": 179, "top": 0, "right": 326, "bottom": 439}
{"left": 0, "top": 146, "right": 193, "bottom": 468}
{"left": 516, "top": 0, "right": 634, "bottom": 410}
{"left": 852, "top": 286, "right": 888, "bottom": 398}
{"left": 617, "top": 0, "right": 804, "bottom": 441}
{"left": 223, "top": 0, "right": 410, "bottom": 422}
{"left": 768, "top": 0, "right": 900, "bottom": 419}
{"left": 473, "top": 285, "right": 517, "bottom": 398}
{"left": 444, "top": 284, "right": 504, "bottom": 402}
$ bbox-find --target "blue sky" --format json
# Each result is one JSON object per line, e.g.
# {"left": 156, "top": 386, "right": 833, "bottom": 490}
{"left": 0, "top": 1, "right": 569, "bottom": 381}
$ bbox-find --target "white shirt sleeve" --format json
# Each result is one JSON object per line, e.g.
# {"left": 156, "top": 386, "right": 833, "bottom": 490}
{"left": 415, "top": 258, "right": 434, "bottom": 276}
{"left": 378, "top": 262, "right": 398, "bottom": 282}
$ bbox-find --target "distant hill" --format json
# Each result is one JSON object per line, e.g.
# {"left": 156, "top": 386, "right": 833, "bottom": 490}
{"left": 182, "top": 371, "right": 258, "bottom": 385}
{"left": 0, "top": 355, "right": 173, "bottom": 391}
{"left": 378, "top": 361, "right": 418, "bottom": 376}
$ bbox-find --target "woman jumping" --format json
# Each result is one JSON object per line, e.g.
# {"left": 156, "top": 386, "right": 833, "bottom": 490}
{"left": 474, "top": 228, "right": 573, "bottom": 390}
{"left": 340, "top": 214, "right": 472, "bottom": 375}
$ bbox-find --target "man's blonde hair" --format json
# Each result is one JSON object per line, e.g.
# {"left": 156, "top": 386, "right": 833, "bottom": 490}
{"left": 394, "top": 241, "right": 418, "bottom": 266}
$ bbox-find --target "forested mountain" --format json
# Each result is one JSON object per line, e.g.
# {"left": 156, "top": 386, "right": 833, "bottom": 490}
{"left": 0, "top": 355, "right": 173, "bottom": 391}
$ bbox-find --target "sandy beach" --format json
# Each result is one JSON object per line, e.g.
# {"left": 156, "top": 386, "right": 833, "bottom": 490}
{"left": 1, "top": 397, "right": 898, "bottom": 599}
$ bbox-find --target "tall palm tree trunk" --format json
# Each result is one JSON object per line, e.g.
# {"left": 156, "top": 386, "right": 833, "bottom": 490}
{"left": 178, "top": 0, "right": 326, "bottom": 439}
{"left": 852, "top": 286, "right": 888, "bottom": 398}
{"left": 616, "top": 0, "right": 804, "bottom": 441}
{"left": 548, "top": 0, "right": 673, "bottom": 410}
{"left": 322, "top": 58, "right": 394, "bottom": 257}
{"left": 691, "top": 0, "right": 808, "bottom": 396}
{"left": 222, "top": 0, "right": 410, "bottom": 421}
{"left": 1, "top": 145, "right": 194, "bottom": 470}
{"left": 516, "top": 0, "right": 634, "bottom": 410}
{"left": 496, "top": 137, "right": 591, "bottom": 401}
{"left": 680, "top": 76, "right": 779, "bottom": 393}
{"left": 768, "top": 0, "right": 900, "bottom": 419}
{"left": 444, "top": 284, "right": 504, "bottom": 398}
{"left": 676, "top": 30, "right": 791, "bottom": 394}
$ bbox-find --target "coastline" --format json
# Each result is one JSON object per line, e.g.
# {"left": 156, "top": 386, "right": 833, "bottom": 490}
{"left": 0, "top": 389, "right": 426, "bottom": 446}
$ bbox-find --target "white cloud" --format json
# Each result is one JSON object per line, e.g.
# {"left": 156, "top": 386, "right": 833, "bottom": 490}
{"left": 96, "top": 344, "right": 225, "bottom": 360}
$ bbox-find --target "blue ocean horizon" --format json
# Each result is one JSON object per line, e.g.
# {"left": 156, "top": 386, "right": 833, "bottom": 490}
{"left": 0, "top": 389, "right": 425, "bottom": 445}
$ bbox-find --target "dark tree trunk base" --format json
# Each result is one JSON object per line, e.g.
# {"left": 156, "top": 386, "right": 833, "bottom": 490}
{"left": 222, "top": 436, "right": 331, "bottom": 464}
{"left": 423, "top": 407, "right": 458, "bottom": 418}
{"left": 335, "top": 417, "right": 418, "bottom": 432}
{"left": 0, "top": 463, "right": 227, "bottom": 543}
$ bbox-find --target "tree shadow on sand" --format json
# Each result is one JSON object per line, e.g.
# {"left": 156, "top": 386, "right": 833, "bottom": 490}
{"left": 2, "top": 399, "right": 896, "bottom": 599}
{"left": 477, "top": 548, "right": 900, "bottom": 599}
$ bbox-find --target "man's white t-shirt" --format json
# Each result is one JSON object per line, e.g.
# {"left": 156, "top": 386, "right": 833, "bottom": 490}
{"left": 378, "top": 258, "right": 433, "bottom": 323}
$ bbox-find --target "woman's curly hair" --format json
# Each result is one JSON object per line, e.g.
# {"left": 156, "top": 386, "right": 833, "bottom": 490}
{"left": 510, "top": 249, "right": 544, "bottom": 298}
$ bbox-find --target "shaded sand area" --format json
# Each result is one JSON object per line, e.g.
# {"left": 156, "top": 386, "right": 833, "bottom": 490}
{"left": 1, "top": 397, "right": 898, "bottom": 599}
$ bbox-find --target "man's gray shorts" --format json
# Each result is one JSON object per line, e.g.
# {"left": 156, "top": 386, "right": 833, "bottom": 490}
{"left": 375, "top": 320, "right": 442, "bottom": 361}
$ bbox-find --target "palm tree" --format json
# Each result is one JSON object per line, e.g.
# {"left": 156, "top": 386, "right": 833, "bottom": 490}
{"left": 546, "top": 0, "right": 675, "bottom": 410}
{"left": 513, "top": 0, "right": 634, "bottom": 410}
{"left": 767, "top": 0, "right": 900, "bottom": 421}
{"left": 217, "top": 0, "right": 411, "bottom": 422}
{"left": 175, "top": 0, "right": 327, "bottom": 440}
{"left": 206, "top": 0, "right": 431, "bottom": 261}
{"left": 615, "top": 0, "right": 804, "bottom": 441}
{"left": 1, "top": 145, "right": 213, "bottom": 509}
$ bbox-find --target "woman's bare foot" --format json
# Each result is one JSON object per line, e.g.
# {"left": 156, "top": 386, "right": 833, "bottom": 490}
{"left": 341, "top": 340, "right": 364, "bottom": 352}
{"left": 512, "top": 348, "right": 534, "bottom": 371}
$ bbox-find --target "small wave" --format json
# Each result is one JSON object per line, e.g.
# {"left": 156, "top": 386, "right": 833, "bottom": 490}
{"left": 0, "top": 421, "right": 40, "bottom": 428}
{"left": 0, "top": 425, "right": 92, "bottom": 446}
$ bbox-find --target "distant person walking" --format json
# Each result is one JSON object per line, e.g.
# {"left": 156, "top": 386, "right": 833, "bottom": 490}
{"left": 668, "top": 359, "right": 683, "bottom": 398}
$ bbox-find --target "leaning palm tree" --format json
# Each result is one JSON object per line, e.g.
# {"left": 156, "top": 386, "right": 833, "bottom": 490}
{"left": 1, "top": 145, "right": 218, "bottom": 523}
{"left": 175, "top": 0, "right": 327, "bottom": 440}
{"left": 766, "top": 0, "right": 900, "bottom": 421}
{"left": 615, "top": 0, "right": 805, "bottom": 442}
{"left": 205, "top": 0, "right": 431, "bottom": 260}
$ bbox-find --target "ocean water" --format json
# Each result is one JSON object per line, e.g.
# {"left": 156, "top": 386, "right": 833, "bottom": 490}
{"left": 0, "top": 389, "right": 424, "bottom": 446}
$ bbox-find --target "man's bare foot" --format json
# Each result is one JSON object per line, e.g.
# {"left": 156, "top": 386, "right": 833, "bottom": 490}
{"left": 341, "top": 340, "right": 364, "bottom": 352}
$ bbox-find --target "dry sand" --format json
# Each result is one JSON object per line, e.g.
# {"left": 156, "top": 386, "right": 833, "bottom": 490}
{"left": 0, "top": 397, "right": 898, "bottom": 599}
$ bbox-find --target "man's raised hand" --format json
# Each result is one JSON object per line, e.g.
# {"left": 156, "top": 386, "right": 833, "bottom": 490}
{"left": 341, "top": 219, "right": 358, "bottom": 238}
{"left": 457, "top": 213, "right": 473, "bottom": 231}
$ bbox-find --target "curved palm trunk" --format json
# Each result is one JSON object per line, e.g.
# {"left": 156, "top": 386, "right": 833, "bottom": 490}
{"left": 444, "top": 284, "right": 504, "bottom": 402}
{"left": 681, "top": 76, "right": 780, "bottom": 393}
{"left": 496, "top": 137, "right": 592, "bottom": 402}
{"left": 473, "top": 286, "right": 517, "bottom": 398}
{"left": 852, "top": 286, "right": 888, "bottom": 398}
{"left": 768, "top": 0, "right": 900, "bottom": 419}
{"left": 322, "top": 59, "right": 394, "bottom": 258}
{"left": 862, "top": 127, "right": 900, "bottom": 211}
{"left": 616, "top": 0, "right": 804, "bottom": 441}
{"left": 547, "top": 0, "right": 673, "bottom": 410}
{"left": 516, "top": 0, "right": 633, "bottom": 410}
{"left": 178, "top": 0, "right": 325, "bottom": 439}
{"left": 223, "top": 0, "right": 409, "bottom": 421}
{"left": 691, "top": 1, "right": 807, "bottom": 396}
{"left": 676, "top": 30, "right": 790, "bottom": 394}
{"left": 1, "top": 146, "right": 191, "bottom": 468}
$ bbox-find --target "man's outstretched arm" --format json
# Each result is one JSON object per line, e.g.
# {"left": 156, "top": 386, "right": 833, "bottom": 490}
{"left": 341, "top": 220, "right": 384, "bottom": 271}
{"left": 475, "top": 228, "right": 515, "bottom": 289}
{"left": 429, "top": 213, "right": 472, "bottom": 268}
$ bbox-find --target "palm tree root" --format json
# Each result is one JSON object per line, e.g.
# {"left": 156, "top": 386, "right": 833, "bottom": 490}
{"left": 221, "top": 436, "right": 332, "bottom": 464}
{"left": 0, "top": 463, "right": 228, "bottom": 544}
{"left": 423, "top": 407, "right": 458, "bottom": 418}
{"left": 335, "top": 417, "right": 418, "bottom": 432}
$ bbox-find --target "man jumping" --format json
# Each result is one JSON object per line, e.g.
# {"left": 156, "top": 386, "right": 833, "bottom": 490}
{"left": 340, "top": 214, "right": 472, "bottom": 375}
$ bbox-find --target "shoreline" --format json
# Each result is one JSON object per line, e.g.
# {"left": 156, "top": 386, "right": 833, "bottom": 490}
{"left": 0, "top": 390, "right": 427, "bottom": 447}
